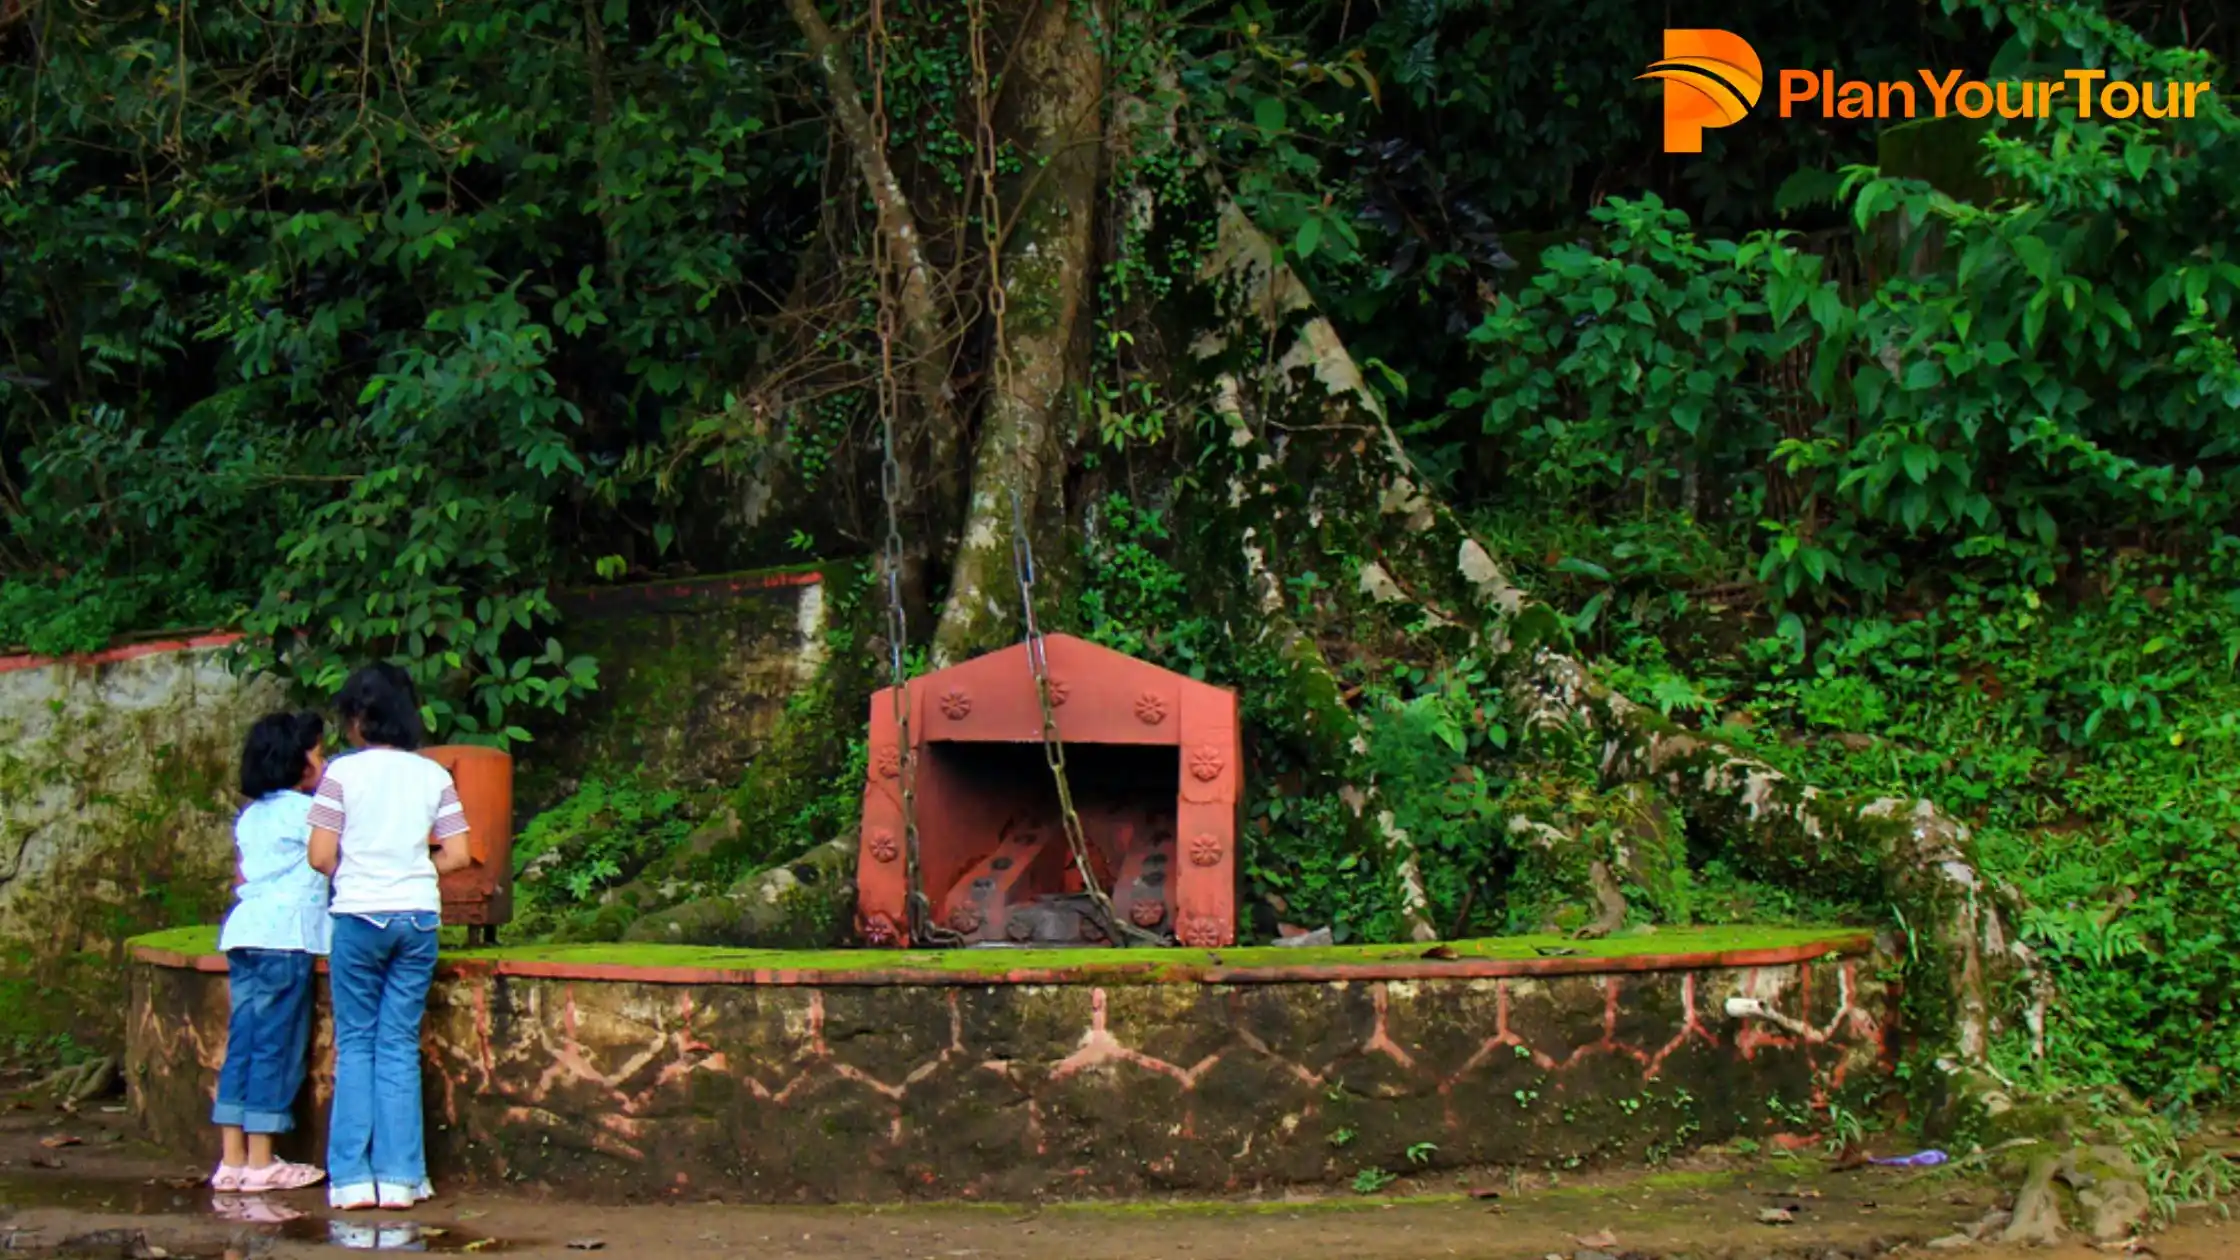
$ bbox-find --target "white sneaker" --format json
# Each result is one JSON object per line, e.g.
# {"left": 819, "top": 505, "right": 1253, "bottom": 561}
{"left": 328, "top": 1180, "right": 378, "bottom": 1211}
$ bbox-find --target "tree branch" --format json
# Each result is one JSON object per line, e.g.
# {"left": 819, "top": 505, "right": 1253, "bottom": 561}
{"left": 785, "top": 0, "right": 963, "bottom": 565}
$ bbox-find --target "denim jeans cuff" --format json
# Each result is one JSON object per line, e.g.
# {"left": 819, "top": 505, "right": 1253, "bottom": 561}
{"left": 239, "top": 1105, "right": 296, "bottom": 1136}
{"left": 210, "top": 1100, "right": 245, "bottom": 1127}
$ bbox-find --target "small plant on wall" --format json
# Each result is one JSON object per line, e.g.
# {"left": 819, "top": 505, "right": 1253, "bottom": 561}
{"left": 510, "top": 777, "right": 696, "bottom": 933}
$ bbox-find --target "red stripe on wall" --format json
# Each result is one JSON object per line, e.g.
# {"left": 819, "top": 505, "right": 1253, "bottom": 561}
{"left": 0, "top": 631, "right": 245, "bottom": 676}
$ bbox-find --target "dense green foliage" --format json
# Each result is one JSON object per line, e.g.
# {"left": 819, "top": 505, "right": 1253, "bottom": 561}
{"left": 6, "top": 0, "right": 2240, "bottom": 1121}
{"left": 1135, "top": 0, "right": 2240, "bottom": 1110}
{"left": 1, "top": 0, "right": 816, "bottom": 734}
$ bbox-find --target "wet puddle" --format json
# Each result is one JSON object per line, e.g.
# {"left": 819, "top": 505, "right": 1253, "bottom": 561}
{"left": 281, "top": 1217, "right": 515, "bottom": 1252}
{"left": 0, "top": 1174, "right": 518, "bottom": 1254}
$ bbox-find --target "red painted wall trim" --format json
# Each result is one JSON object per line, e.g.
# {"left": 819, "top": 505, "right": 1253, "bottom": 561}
{"left": 133, "top": 933, "right": 1874, "bottom": 987}
{"left": 0, "top": 631, "right": 245, "bottom": 677}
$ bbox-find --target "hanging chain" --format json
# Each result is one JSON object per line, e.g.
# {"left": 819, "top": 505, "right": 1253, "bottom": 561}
{"left": 968, "top": 0, "right": 1158, "bottom": 948}
{"left": 866, "top": 0, "right": 955, "bottom": 948}
{"left": 1010, "top": 491, "right": 1167, "bottom": 947}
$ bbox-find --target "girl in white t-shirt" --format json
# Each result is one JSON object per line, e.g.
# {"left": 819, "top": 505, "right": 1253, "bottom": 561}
{"left": 306, "top": 663, "right": 472, "bottom": 1211}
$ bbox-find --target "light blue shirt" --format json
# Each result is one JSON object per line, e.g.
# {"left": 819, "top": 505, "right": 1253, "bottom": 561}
{"left": 217, "top": 791, "right": 333, "bottom": 956}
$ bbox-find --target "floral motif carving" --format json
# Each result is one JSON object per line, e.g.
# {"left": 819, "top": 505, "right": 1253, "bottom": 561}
{"left": 1177, "top": 915, "right": 1227, "bottom": 948}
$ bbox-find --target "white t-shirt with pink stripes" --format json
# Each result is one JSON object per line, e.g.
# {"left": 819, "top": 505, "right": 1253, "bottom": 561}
{"left": 308, "top": 748, "right": 468, "bottom": 917}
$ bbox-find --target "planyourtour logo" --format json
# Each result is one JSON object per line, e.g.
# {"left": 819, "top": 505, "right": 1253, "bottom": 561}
{"left": 1637, "top": 30, "right": 1766, "bottom": 154}
{"left": 1640, "top": 29, "right": 2217, "bottom": 154}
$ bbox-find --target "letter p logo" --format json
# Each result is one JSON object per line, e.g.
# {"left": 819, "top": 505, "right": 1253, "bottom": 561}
{"left": 1638, "top": 30, "right": 1763, "bottom": 154}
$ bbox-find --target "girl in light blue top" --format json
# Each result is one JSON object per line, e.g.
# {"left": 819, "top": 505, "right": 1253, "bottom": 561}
{"left": 210, "top": 712, "right": 332, "bottom": 1195}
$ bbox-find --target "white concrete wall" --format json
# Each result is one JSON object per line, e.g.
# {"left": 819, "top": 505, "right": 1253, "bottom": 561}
{"left": 0, "top": 635, "right": 282, "bottom": 961}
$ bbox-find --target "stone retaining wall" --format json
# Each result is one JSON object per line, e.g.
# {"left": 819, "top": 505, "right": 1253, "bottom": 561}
{"left": 128, "top": 929, "right": 1892, "bottom": 1202}
{"left": 520, "top": 567, "right": 827, "bottom": 815}
{"left": 0, "top": 635, "right": 280, "bottom": 1043}
{"left": 0, "top": 567, "right": 828, "bottom": 1045}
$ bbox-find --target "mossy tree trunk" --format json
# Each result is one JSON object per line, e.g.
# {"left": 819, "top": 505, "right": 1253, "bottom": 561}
{"left": 929, "top": 0, "right": 1106, "bottom": 665}
{"left": 785, "top": 0, "right": 963, "bottom": 615}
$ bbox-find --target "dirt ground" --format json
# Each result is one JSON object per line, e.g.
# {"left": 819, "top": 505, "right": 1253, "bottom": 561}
{"left": 0, "top": 1106, "right": 2232, "bottom": 1259}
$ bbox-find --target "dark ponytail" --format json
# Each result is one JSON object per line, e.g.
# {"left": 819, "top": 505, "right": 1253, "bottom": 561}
{"left": 336, "top": 662, "right": 426, "bottom": 751}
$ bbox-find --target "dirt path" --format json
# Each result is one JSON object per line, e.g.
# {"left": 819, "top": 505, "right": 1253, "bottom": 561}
{"left": 1, "top": 1107, "right": 2232, "bottom": 1259}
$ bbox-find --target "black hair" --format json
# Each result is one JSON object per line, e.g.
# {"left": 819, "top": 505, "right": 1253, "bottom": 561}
{"left": 336, "top": 661, "right": 426, "bottom": 751}
{"left": 239, "top": 711, "right": 326, "bottom": 798}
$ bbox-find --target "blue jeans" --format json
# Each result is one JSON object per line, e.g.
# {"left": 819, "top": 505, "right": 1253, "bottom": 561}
{"left": 326, "top": 912, "right": 440, "bottom": 1193}
{"left": 212, "top": 949, "right": 316, "bottom": 1135}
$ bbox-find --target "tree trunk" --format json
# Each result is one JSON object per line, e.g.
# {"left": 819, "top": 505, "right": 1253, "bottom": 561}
{"left": 929, "top": 0, "right": 1106, "bottom": 665}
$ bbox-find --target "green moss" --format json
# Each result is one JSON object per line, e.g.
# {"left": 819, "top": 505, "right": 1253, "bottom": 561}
{"left": 521, "top": 561, "right": 835, "bottom": 815}
{"left": 1, "top": 668, "right": 249, "bottom": 1050}
{"left": 132, "top": 923, "right": 1867, "bottom": 977}
{"left": 1000, "top": 202, "right": 1070, "bottom": 339}
{"left": 705, "top": 559, "right": 875, "bottom": 880}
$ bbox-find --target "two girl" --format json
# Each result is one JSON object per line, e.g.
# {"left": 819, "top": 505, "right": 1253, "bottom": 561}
{"left": 211, "top": 664, "right": 472, "bottom": 1210}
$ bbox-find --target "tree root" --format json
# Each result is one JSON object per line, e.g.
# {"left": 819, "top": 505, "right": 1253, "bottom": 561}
{"left": 624, "top": 838, "right": 856, "bottom": 948}
{"left": 33, "top": 1055, "right": 117, "bottom": 1105}
{"left": 1517, "top": 648, "right": 2035, "bottom": 1073}
{"left": 1151, "top": 146, "right": 2033, "bottom": 1100}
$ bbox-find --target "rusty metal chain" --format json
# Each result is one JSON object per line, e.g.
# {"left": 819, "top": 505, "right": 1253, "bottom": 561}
{"left": 968, "top": 0, "right": 1159, "bottom": 949}
{"left": 1009, "top": 491, "right": 1167, "bottom": 948}
{"left": 866, "top": 0, "right": 958, "bottom": 949}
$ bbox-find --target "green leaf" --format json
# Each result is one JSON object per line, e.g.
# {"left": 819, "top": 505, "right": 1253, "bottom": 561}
{"left": 1254, "top": 95, "right": 1287, "bottom": 136}
{"left": 1556, "top": 557, "right": 1612, "bottom": 581}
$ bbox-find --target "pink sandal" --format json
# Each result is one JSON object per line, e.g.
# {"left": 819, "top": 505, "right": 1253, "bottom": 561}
{"left": 236, "top": 1159, "right": 326, "bottom": 1193}
{"left": 211, "top": 1193, "right": 307, "bottom": 1223}
{"left": 210, "top": 1163, "right": 246, "bottom": 1192}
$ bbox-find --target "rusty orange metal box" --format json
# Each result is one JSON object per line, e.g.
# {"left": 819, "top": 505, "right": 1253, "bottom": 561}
{"left": 855, "top": 633, "right": 1241, "bottom": 949}
{"left": 419, "top": 745, "right": 514, "bottom": 943}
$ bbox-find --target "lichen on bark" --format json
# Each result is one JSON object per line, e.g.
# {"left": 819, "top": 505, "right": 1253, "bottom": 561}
{"left": 929, "top": 0, "right": 1107, "bottom": 666}
{"left": 1131, "top": 142, "right": 2030, "bottom": 1111}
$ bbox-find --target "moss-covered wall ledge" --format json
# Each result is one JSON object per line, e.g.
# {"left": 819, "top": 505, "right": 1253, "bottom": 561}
{"left": 129, "top": 927, "right": 1894, "bottom": 1201}
{"left": 131, "top": 924, "right": 1873, "bottom": 986}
